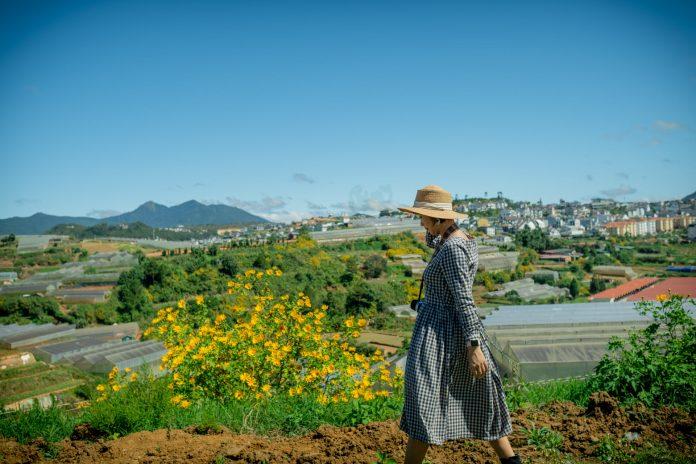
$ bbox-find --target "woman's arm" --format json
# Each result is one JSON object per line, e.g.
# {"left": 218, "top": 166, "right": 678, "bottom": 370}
{"left": 439, "top": 244, "right": 481, "bottom": 343}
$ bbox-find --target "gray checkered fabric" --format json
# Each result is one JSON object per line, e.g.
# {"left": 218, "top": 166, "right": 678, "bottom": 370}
{"left": 399, "top": 231, "right": 512, "bottom": 444}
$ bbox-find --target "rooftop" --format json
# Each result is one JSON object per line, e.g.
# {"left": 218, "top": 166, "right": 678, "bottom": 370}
{"left": 627, "top": 277, "right": 696, "bottom": 301}
{"left": 589, "top": 277, "right": 660, "bottom": 301}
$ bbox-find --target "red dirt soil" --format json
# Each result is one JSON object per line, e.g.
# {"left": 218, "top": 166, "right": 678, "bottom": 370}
{"left": 1, "top": 393, "right": 694, "bottom": 464}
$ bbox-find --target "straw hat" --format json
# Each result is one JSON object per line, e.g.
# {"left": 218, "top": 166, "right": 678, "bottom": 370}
{"left": 398, "top": 185, "right": 466, "bottom": 220}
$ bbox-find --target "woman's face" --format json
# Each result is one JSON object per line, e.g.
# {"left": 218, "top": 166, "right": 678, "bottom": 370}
{"left": 420, "top": 215, "right": 440, "bottom": 235}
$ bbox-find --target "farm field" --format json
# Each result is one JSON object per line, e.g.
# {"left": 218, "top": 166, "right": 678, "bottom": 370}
{"left": 0, "top": 363, "right": 87, "bottom": 407}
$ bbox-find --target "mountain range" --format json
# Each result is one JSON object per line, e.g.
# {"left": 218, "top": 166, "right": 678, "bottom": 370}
{"left": 0, "top": 200, "right": 268, "bottom": 235}
{"left": 683, "top": 190, "right": 696, "bottom": 201}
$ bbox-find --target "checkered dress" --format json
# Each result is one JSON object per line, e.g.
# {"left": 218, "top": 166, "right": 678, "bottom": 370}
{"left": 399, "top": 231, "right": 512, "bottom": 445}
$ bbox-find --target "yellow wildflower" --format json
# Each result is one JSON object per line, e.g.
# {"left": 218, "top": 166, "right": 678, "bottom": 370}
{"left": 177, "top": 299, "right": 186, "bottom": 309}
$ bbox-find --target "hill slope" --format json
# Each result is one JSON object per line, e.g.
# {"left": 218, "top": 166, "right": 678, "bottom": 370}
{"left": 0, "top": 200, "right": 268, "bottom": 234}
{"left": 0, "top": 213, "right": 99, "bottom": 235}
{"left": 101, "top": 200, "right": 268, "bottom": 228}
{"left": 683, "top": 190, "right": 696, "bottom": 201}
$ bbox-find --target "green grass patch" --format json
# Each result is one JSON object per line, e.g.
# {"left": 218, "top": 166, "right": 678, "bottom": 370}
{"left": 504, "top": 378, "right": 592, "bottom": 411}
{"left": 0, "top": 374, "right": 406, "bottom": 444}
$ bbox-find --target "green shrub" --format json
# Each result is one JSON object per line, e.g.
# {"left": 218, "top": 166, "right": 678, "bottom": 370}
{"left": 362, "top": 255, "right": 387, "bottom": 279}
{"left": 586, "top": 295, "right": 696, "bottom": 411}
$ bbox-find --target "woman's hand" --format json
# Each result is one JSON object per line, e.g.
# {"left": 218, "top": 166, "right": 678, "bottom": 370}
{"left": 467, "top": 346, "right": 488, "bottom": 379}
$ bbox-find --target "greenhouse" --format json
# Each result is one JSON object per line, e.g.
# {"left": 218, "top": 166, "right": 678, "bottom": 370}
{"left": 31, "top": 337, "right": 123, "bottom": 363}
{"left": 72, "top": 322, "right": 139, "bottom": 340}
{"left": 70, "top": 340, "right": 166, "bottom": 374}
{"left": 0, "top": 324, "right": 75, "bottom": 349}
{"left": 481, "top": 301, "right": 696, "bottom": 381}
{"left": 54, "top": 289, "right": 111, "bottom": 304}
{"left": 485, "top": 278, "right": 568, "bottom": 301}
{"left": 477, "top": 251, "right": 519, "bottom": 272}
{"left": 83, "top": 341, "right": 166, "bottom": 374}
{"left": 0, "top": 323, "right": 53, "bottom": 338}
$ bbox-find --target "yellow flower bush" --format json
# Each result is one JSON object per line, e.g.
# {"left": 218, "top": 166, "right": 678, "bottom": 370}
{"left": 146, "top": 267, "right": 402, "bottom": 406}
{"left": 95, "top": 367, "right": 139, "bottom": 402}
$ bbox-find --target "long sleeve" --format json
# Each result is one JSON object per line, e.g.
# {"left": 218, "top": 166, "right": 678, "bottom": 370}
{"left": 425, "top": 230, "right": 441, "bottom": 249}
{"left": 439, "top": 244, "right": 481, "bottom": 341}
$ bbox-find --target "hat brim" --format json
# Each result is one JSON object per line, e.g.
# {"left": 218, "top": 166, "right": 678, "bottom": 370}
{"left": 398, "top": 206, "right": 467, "bottom": 220}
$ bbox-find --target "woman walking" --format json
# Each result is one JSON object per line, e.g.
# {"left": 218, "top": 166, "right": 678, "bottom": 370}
{"left": 397, "top": 185, "right": 520, "bottom": 464}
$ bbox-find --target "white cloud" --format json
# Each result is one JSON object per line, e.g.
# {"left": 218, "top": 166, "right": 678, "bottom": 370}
{"left": 257, "top": 210, "right": 312, "bottom": 224}
{"left": 14, "top": 198, "right": 39, "bottom": 206}
{"left": 330, "top": 185, "right": 395, "bottom": 214}
{"left": 600, "top": 185, "right": 637, "bottom": 198}
{"left": 225, "top": 196, "right": 288, "bottom": 213}
{"left": 653, "top": 120, "right": 685, "bottom": 132}
{"left": 86, "top": 209, "right": 122, "bottom": 218}
{"left": 292, "top": 173, "right": 315, "bottom": 184}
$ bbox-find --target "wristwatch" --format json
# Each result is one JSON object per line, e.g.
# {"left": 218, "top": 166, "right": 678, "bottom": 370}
{"left": 466, "top": 339, "right": 480, "bottom": 348}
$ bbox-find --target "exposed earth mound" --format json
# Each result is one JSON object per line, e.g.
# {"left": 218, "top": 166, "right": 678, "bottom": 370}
{"left": 1, "top": 393, "right": 694, "bottom": 463}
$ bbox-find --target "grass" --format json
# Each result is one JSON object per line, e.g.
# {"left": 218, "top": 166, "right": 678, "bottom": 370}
{"left": 522, "top": 425, "right": 564, "bottom": 451}
{"left": 504, "top": 378, "right": 592, "bottom": 411}
{"left": 0, "top": 374, "right": 406, "bottom": 444}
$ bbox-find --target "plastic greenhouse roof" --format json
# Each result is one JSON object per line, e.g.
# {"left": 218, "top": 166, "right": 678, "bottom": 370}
{"left": 486, "top": 321, "right": 651, "bottom": 337}
{"left": 104, "top": 342, "right": 165, "bottom": 363}
{"left": 512, "top": 343, "right": 609, "bottom": 363}
{"left": 79, "top": 340, "right": 159, "bottom": 363}
{"left": 482, "top": 301, "right": 696, "bottom": 327}
{"left": 0, "top": 324, "right": 75, "bottom": 344}
{"left": 0, "top": 323, "right": 50, "bottom": 337}
{"left": 33, "top": 337, "right": 118, "bottom": 355}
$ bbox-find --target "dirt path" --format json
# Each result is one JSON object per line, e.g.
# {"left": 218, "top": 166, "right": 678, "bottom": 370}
{"left": 1, "top": 393, "right": 694, "bottom": 464}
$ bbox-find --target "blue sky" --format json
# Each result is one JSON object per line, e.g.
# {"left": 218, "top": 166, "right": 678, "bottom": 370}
{"left": 1, "top": 0, "right": 695, "bottom": 223}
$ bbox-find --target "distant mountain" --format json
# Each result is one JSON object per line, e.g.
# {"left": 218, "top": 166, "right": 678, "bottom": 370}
{"left": 0, "top": 212, "right": 100, "bottom": 235}
{"left": 101, "top": 200, "right": 268, "bottom": 228}
{"left": 683, "top": 191, "right": 696, "bottom": 201}
{"left": 0, "top": 200, "right": 269, "bottom": 235}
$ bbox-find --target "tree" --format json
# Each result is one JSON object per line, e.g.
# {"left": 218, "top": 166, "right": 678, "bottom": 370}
{"left": 362, "top": 254, "right": 387, "bottom": 279}
{"left": 208, "top": 244, "right": 219, "bottom": 256}
{"left": 583, "top": 259, "right": 593, "bottom": 273}
{"left": 220, "top": 253, "right": 239, "bottom": 277}
{"left": 515, "top": 226, "right": 551, "bottom": 252}
{"left": 345, "top": 280, "right": 377, "bottom": 315}
{"left": 569, "top": 278, "right": 580, "bottom": 298}
{"left": 590, "top": 276, "right": 606, "bottom": 294}
{"left": 115, "top": 268, "right": 151, "bottom": 321}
